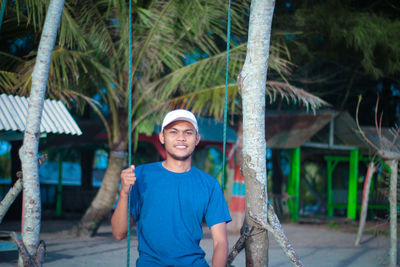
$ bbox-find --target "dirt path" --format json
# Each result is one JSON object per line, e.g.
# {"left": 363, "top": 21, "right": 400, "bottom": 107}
{"left": 0, "top": 220, "right": 394, "bottom": 266}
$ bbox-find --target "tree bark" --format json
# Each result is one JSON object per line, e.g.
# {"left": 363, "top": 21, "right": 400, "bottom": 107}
{"left": 387, "top": 159, "right": 398, "bottom": 267}
{"left": 250, "top": 206, "right": 303, "bottom": 267}
{"left": 238, "top": 0, "right": 275, "bottom": 265}
{"left": 11, "top": 232, "right": 46, "bottom": 267}
{"left": 227, "top": 224, "right": 252, "bottom": 265}
{"left": 20, "top": 0, "right": 64, "bottom": 264}
{"left": 71, "top": 149, "right": 126, "bottom": 236}
{"left": 354, "top": 161, "right": 375, "bottom": 246}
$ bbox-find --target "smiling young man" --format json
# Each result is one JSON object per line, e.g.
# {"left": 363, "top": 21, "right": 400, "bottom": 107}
{"left": 111, "top": 109, "right": 231, "bottom": 267}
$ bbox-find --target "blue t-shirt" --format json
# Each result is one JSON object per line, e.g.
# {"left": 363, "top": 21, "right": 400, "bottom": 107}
{"left": 129, "top": 162, "right": 231, "bottom": 267}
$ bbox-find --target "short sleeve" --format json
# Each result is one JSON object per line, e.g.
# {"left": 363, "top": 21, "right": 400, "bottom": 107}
{"left": 205, "top": 182, "right": 232, "bottom": 228}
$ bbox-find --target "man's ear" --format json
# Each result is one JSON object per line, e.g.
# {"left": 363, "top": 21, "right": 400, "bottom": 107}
{"left": 159, "top": 132, "right": 165, "bottom": 144}
{"left": 195, "top": 134, "right": 201, "bottom": 146}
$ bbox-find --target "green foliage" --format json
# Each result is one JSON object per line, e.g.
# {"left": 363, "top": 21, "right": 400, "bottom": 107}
{"left": 0, "top": 0, "right": 328, "bottom": 152}
{"left": 294, "top": 0, "right": 400, "bottom": 79}
{"left": 0, "top": 0, "right": 251, "bottom": 145}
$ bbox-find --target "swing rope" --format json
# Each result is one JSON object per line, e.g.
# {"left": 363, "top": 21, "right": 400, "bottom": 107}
{"left": 221, "top": 0, "right": 232, "bottom": 190}
{"left": 0, "top": 0, "right": 7, "bottom": 34}
{"left": 126, "top": 0, "right": 133, "bottom": 265}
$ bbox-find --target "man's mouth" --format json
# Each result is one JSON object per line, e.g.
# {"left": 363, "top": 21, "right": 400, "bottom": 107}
{"left": 175, "top": 145, "right": 187, "bottom": 149}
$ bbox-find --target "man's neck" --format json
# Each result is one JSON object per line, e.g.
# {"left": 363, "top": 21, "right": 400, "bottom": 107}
{"left": 162, "top": 157, "right": 192, "bottom": 173}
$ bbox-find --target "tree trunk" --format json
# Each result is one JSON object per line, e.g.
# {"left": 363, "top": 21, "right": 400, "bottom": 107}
{"left": 72, "top": 149, "right": 126, "bottom": 236}
{"left": 354, "top": 161, "right": 376, "bottom": 246}
{"left": 388, "top": 159, "right": 398, "bottom": 267}
{"left": 238, "top": 0, "right": 275, "bottom": 265}
{"left": 20, "top": 0, "right": 64, "bottom": 264}
{"left": 74, "top": 105, "right": 129, "bottom": 237}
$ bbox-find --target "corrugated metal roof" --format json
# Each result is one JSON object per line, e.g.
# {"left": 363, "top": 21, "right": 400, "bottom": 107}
{"left": 0, "top": 94, "right": 82, "bottom": 135}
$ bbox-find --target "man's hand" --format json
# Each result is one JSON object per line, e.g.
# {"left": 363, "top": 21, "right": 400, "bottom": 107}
{"left": 120, "top": 165, "right": 136, "bottom": 196}
{"left": 111, "top": 165, "right": 136, "bottom": 240}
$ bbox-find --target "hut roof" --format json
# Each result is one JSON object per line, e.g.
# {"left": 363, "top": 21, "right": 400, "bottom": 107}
{"left": 265, "top": 110, "right": 336, "bottom": 148}
{"left": 0, "top": 94, "right": 82, "bottom": 141}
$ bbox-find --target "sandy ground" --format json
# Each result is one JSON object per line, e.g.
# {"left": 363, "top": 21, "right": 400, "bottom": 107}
{"left": 0, "top": 219, "right": 396, "bottom": 267}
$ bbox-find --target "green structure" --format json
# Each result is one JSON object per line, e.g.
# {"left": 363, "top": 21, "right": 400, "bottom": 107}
{"left": 325, "top": 151, "right": 359, "bottom": 219}
{"left": 264, "top": 111, "right": 336, "bottom": 222}
{"left": 266, "top": 111, "right": 396, "bottom": 222}
{"left": 287, "top": 147, "right": 301, "bottom": 222}
{"left": 325, "top": 154, "right": 392, "bottom": 220}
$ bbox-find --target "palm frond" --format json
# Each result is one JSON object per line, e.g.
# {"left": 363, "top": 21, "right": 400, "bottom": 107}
{"left": 1, "top": 46, "right": 118, "bottom": 107}
{"left": 168, "top": 81, "right": 328, "bottom": 120}
{"left": 74, "top": 0, "right": 117, "bottom": 56}
{"left": 0, "top": 70, "right": 19, "bottom": 92}
{"left": 3, "top": 0, "right": 322, "bottom": 146}
{"left": 16, "top": 0, "right": 47, "bottom": 31}
{"left": 266, "top": 81, "right": 329, "bottom": 111}
{"left": 144, "top": 42, "right": 293, "bottom": 102}
{"left": 58, "top": 2, "right": 89, "bottom": 51}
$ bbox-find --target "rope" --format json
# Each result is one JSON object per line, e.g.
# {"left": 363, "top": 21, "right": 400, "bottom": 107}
{"left": 126, "top": 0, "right": 133, "bottom": 265}
{"left": 221, "top": 0, "right": 232, "bottom": 190}
{"left": 0, "top": 0, "right": 7, "bottom": 34}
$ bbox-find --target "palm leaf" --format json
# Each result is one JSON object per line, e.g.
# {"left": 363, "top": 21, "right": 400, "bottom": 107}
{"left": 168, "top": 81, "right": 328, "bottom": 120}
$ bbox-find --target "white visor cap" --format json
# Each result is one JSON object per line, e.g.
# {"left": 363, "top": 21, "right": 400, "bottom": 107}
{"left": 161, "top": 109, "right": 199, "bottom": 132}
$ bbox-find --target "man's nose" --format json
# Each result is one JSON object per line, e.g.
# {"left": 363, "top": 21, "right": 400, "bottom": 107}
{"left": 177, "top": 132, "right": 186, "bottom": 141}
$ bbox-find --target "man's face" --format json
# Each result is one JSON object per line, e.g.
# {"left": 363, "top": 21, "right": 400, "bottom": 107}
{"left": 159, "top": 120, "right": 200, "bottom": 161}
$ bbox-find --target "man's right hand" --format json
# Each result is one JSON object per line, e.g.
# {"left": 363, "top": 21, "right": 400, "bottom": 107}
{"left": 112, "top": 165, "right": 136, "bottom": 240}
{"left": 120, "top": 165, "right": 136, "bottom": 196}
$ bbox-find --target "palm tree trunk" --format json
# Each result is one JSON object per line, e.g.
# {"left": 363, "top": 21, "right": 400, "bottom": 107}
{"left": 239, "top": 0, "right": 275, "bottom": 265}
{"left": 19, "top": 0, "right": 64, "bottom": 265}
{"left": 72, "top": 148, "right": 126, "bottom": 236}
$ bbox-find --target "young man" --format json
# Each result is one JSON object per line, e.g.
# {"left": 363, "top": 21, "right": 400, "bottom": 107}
{"left": 111, "top": 109, "right": 231, "bottom": 267}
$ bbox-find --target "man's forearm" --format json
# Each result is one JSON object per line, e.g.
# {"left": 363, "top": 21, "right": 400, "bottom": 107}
{"left": 212, "top": 241, "right": 228, "bottom": 267}
{"left": 111, "top": 193, "right": 130, "bottom": 240}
